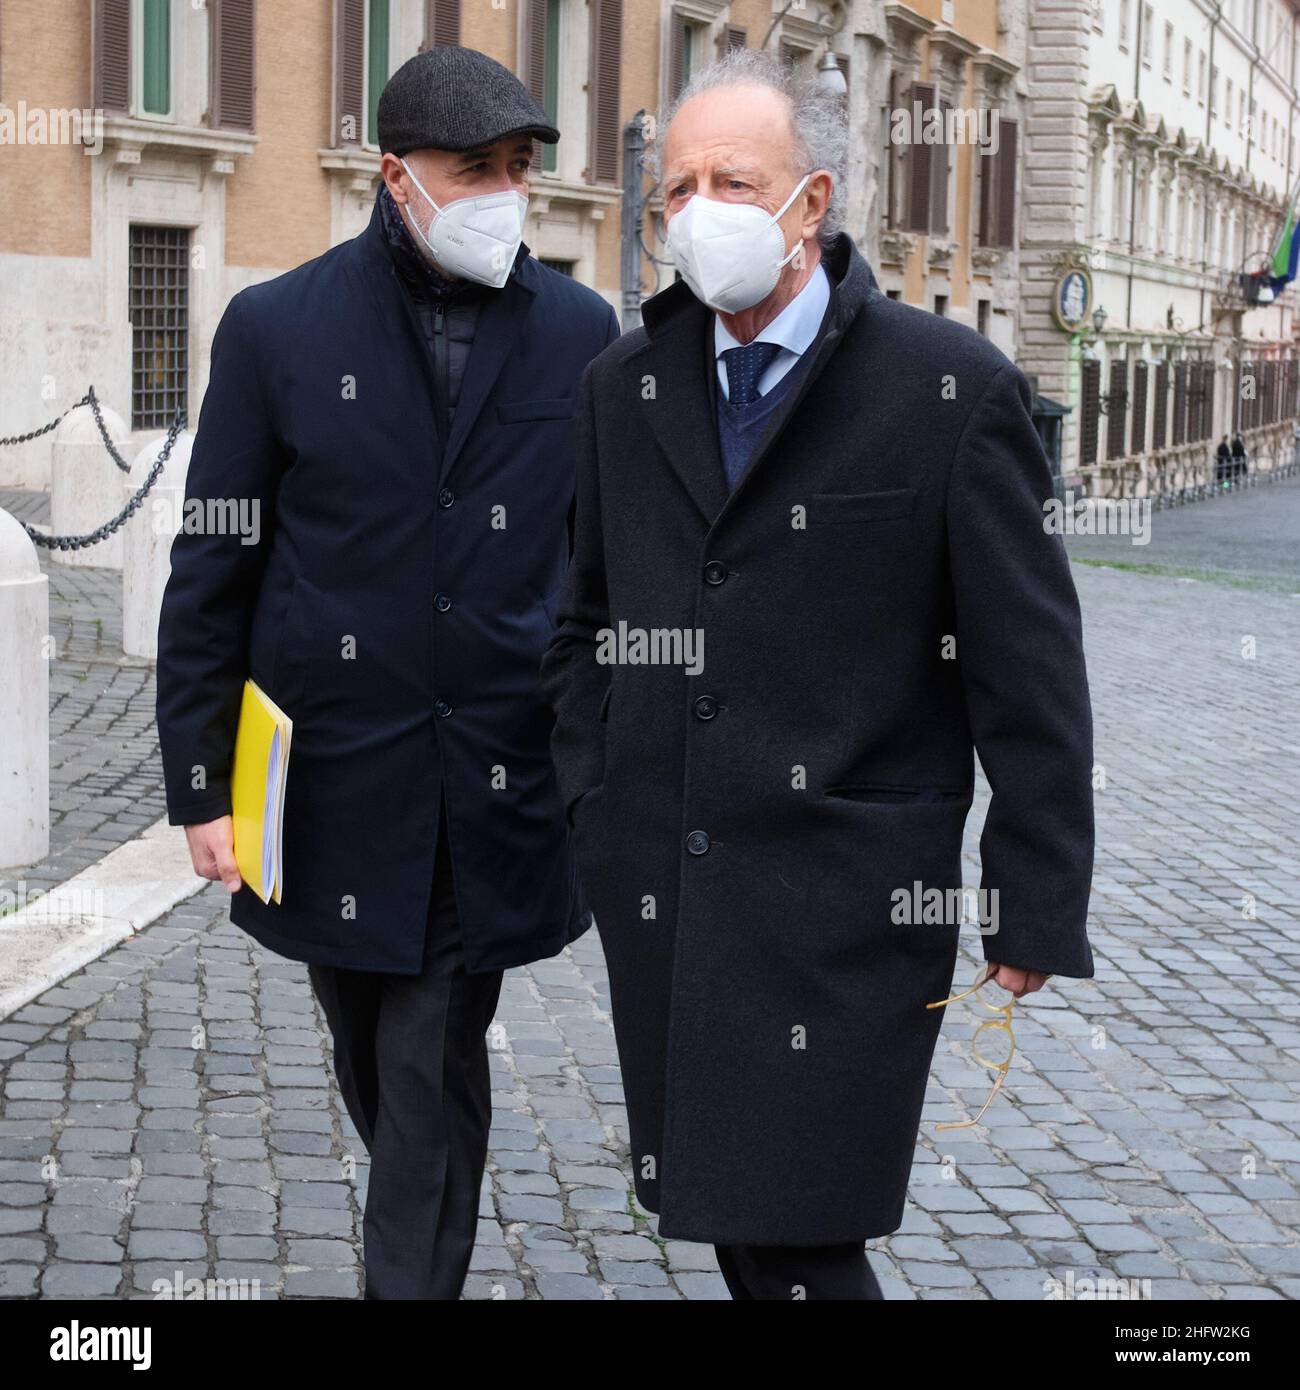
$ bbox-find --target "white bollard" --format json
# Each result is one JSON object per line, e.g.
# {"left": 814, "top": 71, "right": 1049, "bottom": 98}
{"left": 0, "top": 508, "right": 50, "bottom": 868}
{"left": 122, "top": 431, "right": 194, "bottom": 660}
{"left": 49, "top": 401, "right": 130, "bottom": 570}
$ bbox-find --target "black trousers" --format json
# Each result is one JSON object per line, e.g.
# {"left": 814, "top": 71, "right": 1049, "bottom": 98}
{"left": 308, "top": 807, "right": 503, "bottom": 1300}
{"left": 714, "top": 1242, "right": 884, "bottom": 1300}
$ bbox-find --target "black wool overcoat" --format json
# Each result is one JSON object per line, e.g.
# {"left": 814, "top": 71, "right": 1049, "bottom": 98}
{"left": 157, "top": 195, "right": 618, "bottom": 975}
{"left": 541, "top": 232, "right": 1095, "bottom": 1245}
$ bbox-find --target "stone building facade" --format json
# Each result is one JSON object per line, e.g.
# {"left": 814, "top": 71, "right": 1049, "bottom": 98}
{"left": 0, "top": 0, "right": 1140, "bottom": 492}
{"left": 1018, "top": 0, "right": 1300, "bottom": 498}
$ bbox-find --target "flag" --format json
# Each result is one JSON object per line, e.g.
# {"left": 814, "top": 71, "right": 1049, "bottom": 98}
{"left": 1271, "top": 211, "right": 1297, "bottom": 278}
{"left": 1267, "top": 188, "right": 1300, "bottom": 291}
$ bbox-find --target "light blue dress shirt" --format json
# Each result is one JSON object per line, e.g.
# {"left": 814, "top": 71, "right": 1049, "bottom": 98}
{"left": 713, "top": 260, "right": 832, "bottom": 400}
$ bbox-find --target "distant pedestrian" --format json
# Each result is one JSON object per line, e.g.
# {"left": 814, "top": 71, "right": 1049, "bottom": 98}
{"left": 1231, "top": 432, "right": 1248, "bottom": 482}
{"left": 1215, "top": 435, "right": 1231, "bottom": 484}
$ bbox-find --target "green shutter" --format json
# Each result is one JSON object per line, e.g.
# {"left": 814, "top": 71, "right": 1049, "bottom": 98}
{"left": 366, "top": 0, "right": 390, "bottom": 147}
{"left": 141, "top": 0, "right": 171, "bottom": 115}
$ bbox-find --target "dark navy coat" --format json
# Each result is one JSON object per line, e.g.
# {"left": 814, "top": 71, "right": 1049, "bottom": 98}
{"left": 542, "top": 232, "right": 1095, "bottom": 1245}
{"left": 157, "top": 194, "right": 619, "bottom": 974}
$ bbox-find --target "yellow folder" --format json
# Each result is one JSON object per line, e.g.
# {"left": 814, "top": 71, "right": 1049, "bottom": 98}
{"left": 229, "top": 679, "right": 293, "bottom": 905}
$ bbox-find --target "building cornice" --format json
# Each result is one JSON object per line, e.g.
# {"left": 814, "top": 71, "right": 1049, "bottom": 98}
{"left": 101, "top": 116, "right": 258, "bottom": 174}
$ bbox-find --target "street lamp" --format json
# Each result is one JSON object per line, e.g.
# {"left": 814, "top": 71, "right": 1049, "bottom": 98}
{"left": 816, "top": 50, "right": 847, "bottom": 97}
{"left": 1092, "top": 305, "right": 1109, "bottom": 334}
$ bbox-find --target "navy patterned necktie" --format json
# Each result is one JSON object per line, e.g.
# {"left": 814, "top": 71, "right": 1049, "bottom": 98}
{"left": 722, "top": 341, "right": 784, "bottom": 407}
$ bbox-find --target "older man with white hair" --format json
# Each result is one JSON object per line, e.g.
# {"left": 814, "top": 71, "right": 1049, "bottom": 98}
{"left": 542, "top": 50, "right": 1095, "bottom": 1299}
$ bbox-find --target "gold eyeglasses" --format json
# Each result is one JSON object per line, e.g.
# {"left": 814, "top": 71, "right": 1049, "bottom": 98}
{"left": 925, "top": 963, "right": 1015, "bottom": 1130}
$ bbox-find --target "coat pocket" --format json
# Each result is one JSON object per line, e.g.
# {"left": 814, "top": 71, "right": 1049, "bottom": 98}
{"left": 807, "top": 488, "right": 916, "bottom": 524}
{"left": 824, "top": 782, "right": 971, "bottom": 805}
{"left": 497, "top": 397, "right": 575, "bottom": 424}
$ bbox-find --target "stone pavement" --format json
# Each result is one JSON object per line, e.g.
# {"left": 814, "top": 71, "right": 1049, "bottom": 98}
{"left": 1, "top": 485, "right": 1298, "bottom": 1300}
{"left": 1063, "top": 468, "right": 1300, "bottom": 592}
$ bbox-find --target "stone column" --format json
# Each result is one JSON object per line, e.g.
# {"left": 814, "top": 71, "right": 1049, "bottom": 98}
{"left": 122, "top": 432, "right": 194, "bottom": 661}
{"left": 0, "top": 509, "right": 50, "bottom": 867}
{"left": 49, "top": 402, "right": 129, "bottom": 570}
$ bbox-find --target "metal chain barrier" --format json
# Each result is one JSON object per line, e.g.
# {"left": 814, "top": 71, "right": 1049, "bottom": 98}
{"left": 23, "top": 411, "right": 185, "bottom": 551}
{"left": 85, "top": 386, "right": 136, "bottom": 473}
{"left": 0, "top": 391, "right": 93, "bottom": 448}
{"left": 2, "top": 386, "right": 138, "bottom": 470}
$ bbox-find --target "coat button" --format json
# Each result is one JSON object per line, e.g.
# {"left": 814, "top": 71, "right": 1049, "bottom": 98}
{"left": 685, "top": 830, "right": 711, "bottom": 855}
{"left": 438, "top": 488, "right": 455, "bottom": 508}
{"left": 693, "top": 695, "right": 718, "bottom": 720}
{"left": 703, "top": 560, "right": 727, "bottom": 586}
{"left": 434, "top": 699, "right": 453, "bottom": 718}
{"left": 434, "top": 592, "right": 452, "bottom": 612}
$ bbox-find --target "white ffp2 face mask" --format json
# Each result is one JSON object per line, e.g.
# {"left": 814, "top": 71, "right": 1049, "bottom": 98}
{"left": 666, "top": 173, "right": 812, "bottom": 313}
{"left": 399, "top": 157, "right": 528, "bottom": 289}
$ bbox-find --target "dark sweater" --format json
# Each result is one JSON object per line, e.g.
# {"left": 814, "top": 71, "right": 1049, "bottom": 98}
{"left": 377, "top": 184, "right": 486, "bottom": 434}
{"left": 715, "top": 348, "right": 813, "bottom": 492}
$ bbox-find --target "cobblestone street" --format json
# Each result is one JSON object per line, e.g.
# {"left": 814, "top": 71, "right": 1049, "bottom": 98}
{"left": 1, "top": 484, "right": 1298, "bottom": 1300}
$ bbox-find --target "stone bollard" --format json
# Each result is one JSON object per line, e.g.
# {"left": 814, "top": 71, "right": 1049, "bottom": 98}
{"left": 0, "top": 508, "right": 50, "bottom": 867}
{"left": 122, "top": 431, "right": 194, "bottom": 660}
{"left": 49, "top": 401, "right": 129, "bottom": 570}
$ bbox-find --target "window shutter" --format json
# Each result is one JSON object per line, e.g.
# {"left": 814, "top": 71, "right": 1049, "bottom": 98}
{"left": 1080, "top": 358, "right": 1101, "bottom": 466}
{"left": 905, "top": 81, "right": 934, "bottom": 234}
{"left": 1152, "top": 361, "right": 1169, "bottom": 447}
{"left": 1130, "top": 360, "right": 1148, "bottom": 455}
{"left": 423, "top": 0, "right": 460, "bottom": 48}
{"left": 587, "top": 0, "right": 622, "bottom": 185}
{"left": 526, "top": 0, "right": 548, "bottom": 169}
{"left": 668, "top": 17, "right": 684, "bottom": 100}
{"left": 719, "top": 24, "right": 746, "bottom": 53}
{"left": 333, "top": 0, "right": 365, "bottom": 146}
{"left": 995, "top": 117, "right": 1018, "bottom": 247}
{"left": 929, "top": 99, "right": 951, "bottom": 235}
{"left": 210, "top": 0, "right": 256, "bottom": 131}
{"left": 1106, "top": 359, "right": 1129, "bottom": 459}
{"left": 94, "top": 0, "right": 131, "bottom": 114}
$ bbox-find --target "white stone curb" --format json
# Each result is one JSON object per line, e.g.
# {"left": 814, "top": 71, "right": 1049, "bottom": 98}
{"left": 0, "top": 816, "right": 207, "bottom": 1020}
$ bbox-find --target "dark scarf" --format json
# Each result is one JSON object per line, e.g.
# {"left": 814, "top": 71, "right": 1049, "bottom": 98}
{"left": 378, "top": 183, "right": 473, "bottom": 303}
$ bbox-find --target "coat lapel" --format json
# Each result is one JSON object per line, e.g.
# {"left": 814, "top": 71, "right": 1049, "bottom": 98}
{"left": 634, "top": 234, "right": 879, "bottom": 529}
{"left": 716, "top": 236, "right": 878, "bottom": 520}
{"left": 632, "top": 283, "right": 729, "bottom": 526}
{"left": 351, "top": 198, "right": 538, "bottom": 487}
{"left": 441, "top": 254, "right": 537, "bottom": 483}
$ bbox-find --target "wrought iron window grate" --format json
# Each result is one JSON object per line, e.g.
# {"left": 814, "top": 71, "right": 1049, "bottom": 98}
{"left": 130, "top": 225, "right": 190, "bottom": 431}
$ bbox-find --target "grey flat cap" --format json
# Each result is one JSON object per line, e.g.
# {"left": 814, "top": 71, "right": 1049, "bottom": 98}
{"left": 377, "top": 46, "right": 560, "bottom": 155}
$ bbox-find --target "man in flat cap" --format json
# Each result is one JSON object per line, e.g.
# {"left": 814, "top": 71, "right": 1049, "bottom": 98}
{"left": 158, "top": 47, "right": 619, "bottom": 1299}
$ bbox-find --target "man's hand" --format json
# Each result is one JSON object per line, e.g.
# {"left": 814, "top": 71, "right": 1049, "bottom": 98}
{"left": 184, "top": 816, "right": 243, "bottom": 893}
{"left": 986, "top": 963, "right": 1051, "bottom": 999}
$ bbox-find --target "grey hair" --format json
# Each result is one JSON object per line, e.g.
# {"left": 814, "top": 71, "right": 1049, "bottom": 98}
{"left": 643, "top": 47, "right": 848, "bottom": 246}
